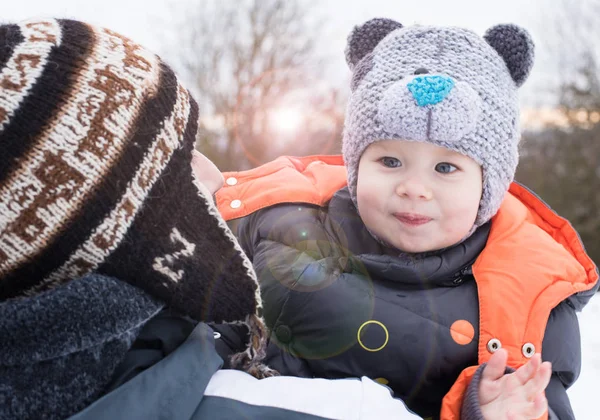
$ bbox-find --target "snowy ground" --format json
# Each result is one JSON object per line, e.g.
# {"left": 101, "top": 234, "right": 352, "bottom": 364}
{"left": 568, "top": 294, "right": 599, "bottom": 419}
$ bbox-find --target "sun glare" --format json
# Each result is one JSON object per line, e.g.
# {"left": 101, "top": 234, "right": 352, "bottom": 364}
{"left": 269, "top": 107, "right": 304, "bottom": 134}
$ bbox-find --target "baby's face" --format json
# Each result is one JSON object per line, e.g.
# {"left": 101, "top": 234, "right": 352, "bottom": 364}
{"left": 356, "top": 140, "right": 482, "bottom": 253}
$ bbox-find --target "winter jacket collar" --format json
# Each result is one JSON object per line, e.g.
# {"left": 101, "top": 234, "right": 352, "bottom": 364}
{"left": 326, "top": 187, "right": 491, "bottom": 288}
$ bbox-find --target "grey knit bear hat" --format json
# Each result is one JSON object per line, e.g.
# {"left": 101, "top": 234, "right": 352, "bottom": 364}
{"left": 342, "top": 18, "right": 535, "bottom": 227}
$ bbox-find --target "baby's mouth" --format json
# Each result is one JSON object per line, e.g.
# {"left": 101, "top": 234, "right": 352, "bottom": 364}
{"left": 394, "top": 212, "right": 433, "bottom": 226}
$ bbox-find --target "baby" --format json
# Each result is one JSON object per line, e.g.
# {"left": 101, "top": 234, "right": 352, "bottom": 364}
{"left": 217, "top": 18, "right": 599, "bottom": 419}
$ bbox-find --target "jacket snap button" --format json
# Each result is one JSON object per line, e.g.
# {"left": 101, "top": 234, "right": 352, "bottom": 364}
{"left": 275, "top": 325, "right": 292, "bottom": 344}
{"left": 226, "top": 177, "right": 238, "bottom": 186}
{"left": 522, "top": 343, "right": 535, "bottom": 358}
{"left": 487, "top": 338, "right": 502, "bottom": 353}
{"left": 230, "top": 199, "right": 242, "bottom": 209}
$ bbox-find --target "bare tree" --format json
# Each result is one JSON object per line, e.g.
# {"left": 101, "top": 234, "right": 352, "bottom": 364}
{"left": 170, "top": 0, "right": 344, "bottom": 170}
{"left": 517, "top": 125, "right": 600, "bottom": 266}
{"left": 537, "top": 0, "right": 600, "bottom": 124}
{"left": 517, "top": 0, "right": 600, "bottom": 266}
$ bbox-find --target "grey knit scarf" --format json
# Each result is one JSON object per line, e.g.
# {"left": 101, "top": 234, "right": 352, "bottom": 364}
{"left": 0, "top": 274, "right": 164, "bottom": 420}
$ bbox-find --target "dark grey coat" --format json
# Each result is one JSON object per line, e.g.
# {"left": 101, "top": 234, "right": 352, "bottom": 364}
{"left": 234, "top": 187, "right": 593, "bottom": 420}
{"left": 2, "top": 274, "right": 425, "bottom": 420}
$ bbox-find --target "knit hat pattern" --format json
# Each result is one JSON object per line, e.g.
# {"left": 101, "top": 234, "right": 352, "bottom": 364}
{"left": 342, "top": 18, "right": 535, "bottom": 226}
{"left": 0, "top": 18, "right": 263, "bottom": 327}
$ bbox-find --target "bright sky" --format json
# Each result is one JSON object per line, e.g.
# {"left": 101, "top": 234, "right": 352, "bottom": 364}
{"left": 2, "top": 0, "right": 543, "bottom": 48}
{"left": 3, "top": 0, "right": 557, "bottom": 105}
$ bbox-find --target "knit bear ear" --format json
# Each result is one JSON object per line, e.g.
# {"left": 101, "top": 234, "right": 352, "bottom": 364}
{"left": 345, "top": 18, "right": 403, "bottom": 70}
{"left": 484, "top": 24, "right": 535, "bottom": 87}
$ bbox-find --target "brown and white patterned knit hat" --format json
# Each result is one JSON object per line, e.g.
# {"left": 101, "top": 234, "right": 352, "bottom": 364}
{"left": 0, "top": 18, "right": 273, "bottom": 377}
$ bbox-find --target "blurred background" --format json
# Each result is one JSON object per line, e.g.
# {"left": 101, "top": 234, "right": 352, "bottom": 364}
{"left": 5, "top": 0, "right": 600, "bottom": 270}
{"left": 9, "top": 0, "right": 597, "bottom": 268}
{"left": 3, "top": 3, "right": 599, "bottom": 415}
{"left": 4, "top": 0, "right": 597, "bottom": 268}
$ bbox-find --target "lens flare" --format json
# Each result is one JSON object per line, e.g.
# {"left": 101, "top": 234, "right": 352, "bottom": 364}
{"left": 268, "top": 107, "right": 304, "bottom": 135}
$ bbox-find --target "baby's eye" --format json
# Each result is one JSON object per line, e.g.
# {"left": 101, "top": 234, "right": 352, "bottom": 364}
{"left": 380, "top": 157, "right": 402, "bottom": 168}
{"left": 435, "top": 162, "right": 458, "bottom": 174}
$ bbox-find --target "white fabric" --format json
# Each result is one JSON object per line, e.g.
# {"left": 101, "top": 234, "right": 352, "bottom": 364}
{"left": 205, "top": 370, "right": 422, "bottom": 420}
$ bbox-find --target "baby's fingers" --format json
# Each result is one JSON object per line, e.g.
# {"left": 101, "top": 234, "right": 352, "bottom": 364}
{"left": 479, "top": 348, "right": 508, "bottom": 405}
{"left": 514, "top": 353, "right": 541, "bottom": 385}
{"left": 530, "top": 391, "right": 549, "bottom": 419}
{"left": 482, "top": 348, "right": 508, "bottom": 382}
{"left": 524, "top": 361, "right": 552, "bottom": 398}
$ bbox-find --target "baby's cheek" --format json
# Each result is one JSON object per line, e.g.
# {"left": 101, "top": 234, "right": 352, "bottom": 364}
{"left": 357, "top": 188, "right": 380, "bottom": 213}
{"left": 446, "top": 203, "right": 478, "bottom": 232}
{"left": 357, "top": 191, "right": 382, "bottom": 230}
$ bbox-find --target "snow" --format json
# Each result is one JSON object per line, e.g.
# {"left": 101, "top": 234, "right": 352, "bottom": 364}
{"left": 569, "top": 294, "right": 600, "bottom": 418}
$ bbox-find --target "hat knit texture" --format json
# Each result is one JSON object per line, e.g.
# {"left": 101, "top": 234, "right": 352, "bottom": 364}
{"left": 0, "top": 18, "right": 274, "bottom": 377}
{"left": 342, "top": 19, "right": 535, "bottom": 227}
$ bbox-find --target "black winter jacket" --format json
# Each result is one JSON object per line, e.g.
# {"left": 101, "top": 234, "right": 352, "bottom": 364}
{"left": 230, "top": 187, "right": 593, "bottom": 420}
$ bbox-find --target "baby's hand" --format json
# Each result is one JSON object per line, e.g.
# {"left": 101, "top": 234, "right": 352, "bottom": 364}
{"left": 478, "top": 348, "right": 552, "bottom": 420}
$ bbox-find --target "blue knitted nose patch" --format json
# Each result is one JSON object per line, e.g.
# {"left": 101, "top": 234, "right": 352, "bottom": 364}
{"left": 407, "top": 75, "right": 455, "bottom": 107}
